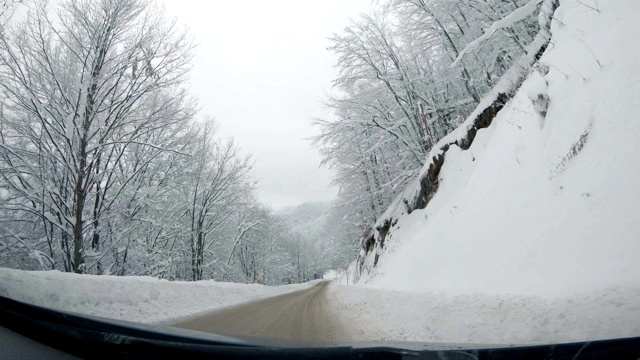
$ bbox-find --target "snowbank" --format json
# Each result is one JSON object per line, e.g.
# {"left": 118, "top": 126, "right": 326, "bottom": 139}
{"left": 0, "top": 268, "right": 312, "bottom": 324}
{"left": 358, "top": 0, "right": 640, "bottom": 297}
{"left": 328, "top": 283, "right": 640, "bottom": 344}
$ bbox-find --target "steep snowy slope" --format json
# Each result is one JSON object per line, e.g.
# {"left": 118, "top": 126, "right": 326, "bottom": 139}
{"left": 358, "top": 0, "right": 640, "bottom": 297}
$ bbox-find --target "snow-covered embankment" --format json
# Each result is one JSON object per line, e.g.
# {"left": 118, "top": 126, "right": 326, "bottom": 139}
{"left": 331, "top": 0, "right": 640, "bottom": 344}
{"left": 357, "top": 0, "right": 640, "bottom": 297}
{"left": 0, "top": 268, "right": 312, "bottom": 324}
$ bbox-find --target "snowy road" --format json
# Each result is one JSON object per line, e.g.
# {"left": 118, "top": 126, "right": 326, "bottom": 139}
{"left": 171, "top": 281, "right": 349, "bottom": 343}
{"left": 3, "top": 268, "right": 640, "bottom": 345}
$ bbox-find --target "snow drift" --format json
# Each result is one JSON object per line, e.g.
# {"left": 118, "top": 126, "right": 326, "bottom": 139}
{"left": 355, "top": 0, "right": 640, "bottom": 297}
{"left": 0, "top": 268, "right": 312, "bottom": 324}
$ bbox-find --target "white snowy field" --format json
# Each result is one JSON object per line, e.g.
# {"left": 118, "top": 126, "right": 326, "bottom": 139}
{"left": 0, "top": 268, "right": 313, "bottom": 324}
{"left": 357, "top": 0, "right": 640, "bottom": 298}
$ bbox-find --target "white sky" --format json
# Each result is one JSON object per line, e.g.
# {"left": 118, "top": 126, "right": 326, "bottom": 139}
{"left": 160, "top": 1, "right": 371, "bottom": 209}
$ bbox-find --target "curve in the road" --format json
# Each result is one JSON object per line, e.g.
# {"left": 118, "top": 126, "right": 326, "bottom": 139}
{"left": 171, "top": 281, "right": 349, "bottom": 344}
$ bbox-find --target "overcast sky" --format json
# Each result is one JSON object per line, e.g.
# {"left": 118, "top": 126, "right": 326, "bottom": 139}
{"left": 159, "top": 1, "right": 371, "bottom": 209}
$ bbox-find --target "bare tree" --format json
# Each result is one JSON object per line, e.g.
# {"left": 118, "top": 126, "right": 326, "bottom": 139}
{"left": 0, "top": 0, "right": 195, "bottom": 273}
{"left": 184, "top": 119, "right": 254, "bottom": 281}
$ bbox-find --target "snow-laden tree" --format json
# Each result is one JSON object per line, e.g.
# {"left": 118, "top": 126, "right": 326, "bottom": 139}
{"left": 0, "top": 0, "right": 355, "bottom": 284}
{"left": 184, "top": 120, "right": 254, "bottom": 281}
{"left": 224, "top": 204, "right": 285, "bottom": 284}
{"left": 0, "top": 0, "right": 195, "bottom": 273}
{"left": 0, "top": 0, "right": 23, "bottom": 22}
{"left": 272, "top": 201, "right": 356, "bottom": 281}
{"left": 315, "top": 0, "right": 540, "bottom": 247}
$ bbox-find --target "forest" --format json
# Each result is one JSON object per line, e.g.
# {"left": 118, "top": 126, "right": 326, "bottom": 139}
{"left": 0, "top": 0, "right": 546, "bottom": 283}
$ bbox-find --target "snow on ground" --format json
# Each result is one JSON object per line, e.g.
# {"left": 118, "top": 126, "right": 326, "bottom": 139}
{"left": 0, "top": 268, "right": 312, "bottom": 324}
{"left": 328, "top": 283, "right": 640, "bottom": 344}
{"left": 358, "top": 0, "right": 640, "bottom": 298}
{"left": 2, "top": 0, "right": 639, "bottom": 347}
{"left": 2, "top": 267, "right": 638, "bottom": 345}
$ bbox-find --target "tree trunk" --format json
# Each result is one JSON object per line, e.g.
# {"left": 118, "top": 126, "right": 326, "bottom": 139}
{"left": 72, "top": 163, "right": 85, "bottom": 273}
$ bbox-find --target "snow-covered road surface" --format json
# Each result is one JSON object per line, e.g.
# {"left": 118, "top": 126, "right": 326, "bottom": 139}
{"left": 172, "top": 281, "right": 349, "bottom": 343}
{"left": 174, "top": 281, "right": 640, "bottom": 345}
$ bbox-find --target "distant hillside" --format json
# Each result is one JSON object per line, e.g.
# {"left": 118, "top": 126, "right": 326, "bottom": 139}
{"left": 277, "top": 201, "right": 332, "bottom": 236}
{"left": 276, "top": 201, "right": 356, "bottom": 270}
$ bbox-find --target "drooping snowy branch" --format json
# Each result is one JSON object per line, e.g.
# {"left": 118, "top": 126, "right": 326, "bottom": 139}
{"left": 450, "top": 0, "right": 543, "bottom": 69}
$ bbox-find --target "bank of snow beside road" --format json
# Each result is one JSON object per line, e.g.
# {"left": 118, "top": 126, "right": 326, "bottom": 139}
{"left": 328, "top": 284, "right": 640, "bottom": 344}
{"left": 357, "top": 0, "right": 640, "bottom": 297}
{"left": 2, "top": 267, "right": 639, "bottom": 345}
{"left": 0, "top": 268, "right": 312, "bottom": 324}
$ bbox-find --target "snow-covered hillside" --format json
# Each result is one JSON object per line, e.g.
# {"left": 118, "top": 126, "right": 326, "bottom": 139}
{"left": 278, "top": 201, "right": 332, "bottom": 236}
{"left": 357, "top": 0, "right": 640, "bottom": 297}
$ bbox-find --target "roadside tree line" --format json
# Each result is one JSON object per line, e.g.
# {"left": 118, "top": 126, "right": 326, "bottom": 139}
{"left": 0, "top": 0, "right": 327, "bottom": 283}
{"left": 315, "top": 0, "right": 541, "bottom": 240}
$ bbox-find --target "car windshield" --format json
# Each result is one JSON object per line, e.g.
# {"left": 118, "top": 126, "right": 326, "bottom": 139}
{"left": 1, "top": 0, "right": 639, "bottom": 356}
